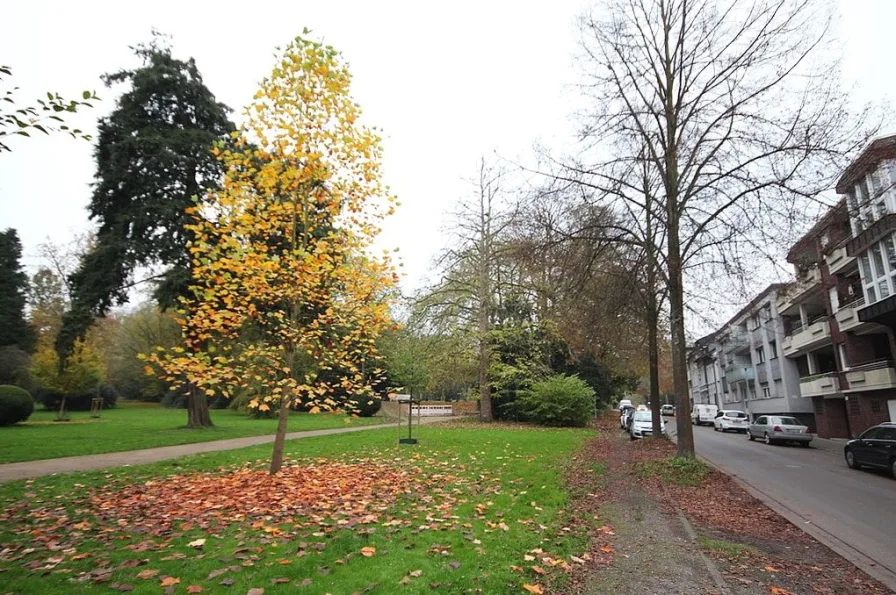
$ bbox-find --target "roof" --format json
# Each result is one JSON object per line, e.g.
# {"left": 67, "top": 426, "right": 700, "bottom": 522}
{"left": 785, "top": 199, "right": 848, "bottom": 263}
{"left": 725, "top": 283, "right": 789, "bottom": 327}
{"left": 835, "top": 134, "right": 896, "bottom": 194}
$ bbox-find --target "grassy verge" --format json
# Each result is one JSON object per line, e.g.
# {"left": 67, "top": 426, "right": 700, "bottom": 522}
{"left": 0, "top": 402, "right": 382, "bottom": 464}
{"left": 0, "top": 424, "right": 593, "bottom": 594}
{"left": 697, "top": 535, "right": 757, "bottom": 557}
{"left": 634, "top": 456, "right": 711, "bottom": 486}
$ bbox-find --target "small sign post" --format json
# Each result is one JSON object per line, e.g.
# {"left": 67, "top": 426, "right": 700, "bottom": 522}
{"left": 395, "top": 394, "right": 420, "bottom": 445}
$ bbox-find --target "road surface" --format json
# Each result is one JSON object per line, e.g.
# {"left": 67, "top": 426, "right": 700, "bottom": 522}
{"left": 683, "top": 423, "right": 896, "bottom": 590}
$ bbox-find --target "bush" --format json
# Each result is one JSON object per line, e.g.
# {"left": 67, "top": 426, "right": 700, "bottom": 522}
{"left": 518, "top": 374, "right": 595, "bottom": 427}
{"left": 0, "top": 385, "right": 35, "bottom": 426}
{"left": 37, "top": 384, "right": 119, "bottom": 412}
{"left": 344, "top": 394, "right": 382, "bottom": 417}
{"left": 635, "top": 457, "right": 711, "bottom": 486}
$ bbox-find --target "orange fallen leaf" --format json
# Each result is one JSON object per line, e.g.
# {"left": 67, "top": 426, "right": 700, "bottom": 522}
{"left": 160, "top": 576, "right": 180, "bottom": 587}
{"left": 136, "top": 569, "right": 159, "bottom": 580}
{"left": 360, "top": 546, "right": 376, "bottom": 558}
{"left": 600, "top": 545, "right": 614, "bottom": 553}
{"left": 523, "top": 584, "right": 544, "bottom": 594}
{"left": 186, "top": 587, "right": 203, "bottom": 594}
{"left": 531, "top": 566, "right": 545, "bottom": 575}
{"left": 409, "top": 569, "right": 423, "bottom": 577}
{"left": 769, "top": 587, "right": 792, "bottom": 595}
{"left": 764, "top": 566, "right": 780, "bottom": 573}
{"left": 278, "top": 559, "right": 291, "bottom": 565}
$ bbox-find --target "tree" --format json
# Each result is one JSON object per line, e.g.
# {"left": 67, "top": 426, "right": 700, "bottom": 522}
{"left": 56, "top": 34, "right": 235, "bottom": 426}
{"left": 0, "top": 65, "right": 97, "bottom": 153}
{"left": 575, "top": 0, "right": 875, "bottom": 457}
{"left": 0, "top": 229, "right": 35, "bottom": 353}
{"left": 145, "top": 34, "right": 398, "bottom": 473}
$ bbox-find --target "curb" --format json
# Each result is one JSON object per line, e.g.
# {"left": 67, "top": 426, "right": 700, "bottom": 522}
{"left": 676, "top": 510, "right": 732, "bottom": 595}
{"left": 667, "top": 427, "right": 896, "bottom": 592}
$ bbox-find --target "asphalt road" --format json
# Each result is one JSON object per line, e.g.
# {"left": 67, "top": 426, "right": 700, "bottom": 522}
{"left": 685, "top": 423, "right": 896, "bottom": 589}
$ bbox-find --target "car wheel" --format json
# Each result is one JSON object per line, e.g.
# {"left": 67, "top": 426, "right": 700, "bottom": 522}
{"left": 748, "top": 432, "right": 755, "bottom": 441}
{"left": 764, "top": 433, "right": 773, "bottom": 445}
{"left": 845, "top": 449, "right": 859, "bottom": 469}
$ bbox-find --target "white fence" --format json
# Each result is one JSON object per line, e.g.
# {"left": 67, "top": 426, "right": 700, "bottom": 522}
{"left": 413, "top": 404, "right": 453, "bottom": 417}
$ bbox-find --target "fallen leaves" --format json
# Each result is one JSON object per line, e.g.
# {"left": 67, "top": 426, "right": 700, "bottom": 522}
{"left": 187, "top": 538, "right": 206, "bottom": 549}
{"left": 159, "top": 576, "right": 180, "bottom": 587}
{"left": 360, "top": 546, "right": 376, "bottom": 557}
{"left": 523, "top": 584, "right": 544, "bottom": 594}
{"left": 136, "top": 569, "right": 159, "bottom": 580}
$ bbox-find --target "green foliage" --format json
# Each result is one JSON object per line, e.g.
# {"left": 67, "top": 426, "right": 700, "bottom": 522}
{"left": 517, "top": 374, "right": 596, "bottom": 427}
{"left": 36, "top": 384, "right": 118, "bottom": 412}
{"left": 344, "top": 394, "right": 382, "bottom": 417}
{"left": 0, "top": 229, "right": 35, "bottom": 353}
{"left": 56, "top": 33, "right": 235, "bottom": 364}
{"left": 0, "top": 65, "right": 97, "bottom": 153}
{"left": 0, "top": 384, "right": 34, "bottom": 426}
{"left": 30, "top": 341, "right": 104, "bottom": 395}
{"left": 636, "top": 457, "right": 712, "bottom": 486}
{"left": 105, "top": 304, "right": 181, "bottom": 401}
{"left": 0, "top": 346, "right": 32, "bottom": 388}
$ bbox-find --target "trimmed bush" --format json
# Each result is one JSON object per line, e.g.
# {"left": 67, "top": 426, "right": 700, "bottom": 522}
{"left": 37, "top": 384, "right": 119, "bottom": 412}
{"left": 0, "top": 385, "right": 35, "bottom": 426}
{"left": 344, "top": 394, "right": 382, "bottom": 417}
{"left": 518, "top": 374, "right": 595, "bottom": 427}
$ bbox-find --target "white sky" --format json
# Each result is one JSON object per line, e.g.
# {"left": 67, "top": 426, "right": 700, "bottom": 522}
{"left": 1, "top": 0, "right": 894, "bottom": 330}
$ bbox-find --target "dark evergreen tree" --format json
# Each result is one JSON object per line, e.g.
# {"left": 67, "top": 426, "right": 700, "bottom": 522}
{"left": 0, "top": 229, "right": 35, "bottom": 353}
{"left": 55, "top": 34, "right": 235, "bottom": 427}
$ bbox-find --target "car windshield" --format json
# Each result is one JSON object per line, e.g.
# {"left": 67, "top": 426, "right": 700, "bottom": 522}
{"left": 776, "top": 417, "right": 801, "bottom": 426}
{"left": 634, "top": 412, "right": 652, "bottom": 422}
{"left": 724, "top": 411, "right": 746, "bottom": 418}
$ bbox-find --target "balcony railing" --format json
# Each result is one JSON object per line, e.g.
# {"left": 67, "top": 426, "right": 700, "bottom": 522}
{"left": 825, "top": 244, "right": 857, "bottom": 275}
{"left": 782, "top": 319, "right": 832, "bottom": 357}
{"left": 844, "top": 359, "right": 896, "bottom": 392}
{"left": 776, "top": 266, "right": 823, "bottom": 313}
{"left": 725, "top": 365, "right": 755, "bottom": 384}
{"left": 835, "top": 296, "right": 866, "bottom": 332}
{"left": 799, "top": 372, "right": 840, "bottom": 397}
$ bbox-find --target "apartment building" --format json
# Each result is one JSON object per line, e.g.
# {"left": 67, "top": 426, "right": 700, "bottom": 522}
{"left": 687, "top": 284, "right": 812, "bottom": 426}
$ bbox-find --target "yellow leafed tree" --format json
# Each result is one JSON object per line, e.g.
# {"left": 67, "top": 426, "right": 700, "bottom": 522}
{"left": 145, "top": 33, "right": 398, "bottom": 473}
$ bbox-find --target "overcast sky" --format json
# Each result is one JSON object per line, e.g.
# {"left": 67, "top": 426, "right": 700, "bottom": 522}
{"left": 2, "top": 0, "right": 894, "bottom": 329}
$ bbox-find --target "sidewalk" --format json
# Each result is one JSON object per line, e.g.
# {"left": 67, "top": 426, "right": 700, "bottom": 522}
{"left": 0, "top": 416, "right": 454, "bottom": 484}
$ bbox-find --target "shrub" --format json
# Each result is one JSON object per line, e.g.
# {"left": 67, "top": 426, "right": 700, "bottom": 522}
{"left": 635, "top": 457, "right": 711, "bottom": 486}
{"left": 344, "top": 394, "right": 382, "bottom": 417}
{"left": 0, "top": 385, "right": 35, "bottom": 426}
{"left": 37, "top": 384, "right": 119, "bottom": 412}
{"left": 517, "top": 374, "right": 595, "bottom": 427}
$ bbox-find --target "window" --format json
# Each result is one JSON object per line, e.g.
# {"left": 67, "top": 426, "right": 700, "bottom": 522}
{"left": 751, "top": 315, "right": 760, "bottom": 330}
{"left": 859, "top": 235, "right": 896, "bottom": 305}
{"left": 871, "top": 399, "right": 882, "bottom": 413}
{"left": 769, "top": 341, "right": 777, "bottom": 359}
{"left": 756, "top": 347, "right": 766, "bottom": 363}
{"left": 762, "top": 385, "right": 771, "bottom": 399}
{"left": 755, "top": 416, "right": 767, "bottom": 425}
{"left": 838, "top": 344, "right": 849, "bottom": 369}
{"left": 879, "top": 428, "right": 896, "bottom": 441}
{"left": 860, "top": 427, "right": 882, "bottom": 440}
{"left": 829, "top": 287, "right": 839, "bottom": 314}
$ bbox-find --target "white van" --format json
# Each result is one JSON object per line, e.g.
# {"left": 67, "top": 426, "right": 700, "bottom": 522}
{"left": 691, "top": 404, "right": 719, "bottom": 426}
{"left": 617, "top": 399, "right": 633, "bottom": 410}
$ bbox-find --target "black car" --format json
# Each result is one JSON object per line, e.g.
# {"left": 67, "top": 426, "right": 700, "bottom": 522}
{"left": 844, "top": 422, "right": 896, "bottom": 477}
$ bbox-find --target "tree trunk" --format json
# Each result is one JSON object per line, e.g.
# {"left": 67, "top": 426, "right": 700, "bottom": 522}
{"left": 269, "top": 397, "right": 290, "bottom": 474}
{"left": 667, "top": 221, "right": 694, "bottom": 457}
{"left": 186, "top": 384, "right": 213, "bottom": 428}
{"left": 478, "top": 305, "right": 493, "bottom": 422}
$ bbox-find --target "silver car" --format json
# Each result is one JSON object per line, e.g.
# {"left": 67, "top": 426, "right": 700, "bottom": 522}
{"left": 747, "top": 415, "right": 812, "bottom": 446}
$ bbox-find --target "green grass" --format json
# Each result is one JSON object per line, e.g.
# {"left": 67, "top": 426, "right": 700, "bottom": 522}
{"left": 635, "top": 456, "right": 712, "bottom": 486}
{"left": 0, "top": 402, "right": 383, "bottom": 464}
{"left": 697, "top": 535, "right": 758, "bottom": 557}
{"left": 0, "top": 424, "right": 594, "bottom": 594}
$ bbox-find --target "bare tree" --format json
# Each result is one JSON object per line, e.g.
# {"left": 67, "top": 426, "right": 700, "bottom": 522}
{"left": 574, "top": 0, "right": 876, "bottom": 456}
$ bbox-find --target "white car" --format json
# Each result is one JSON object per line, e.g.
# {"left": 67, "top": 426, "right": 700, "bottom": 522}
{"left": 691, "top": 404, "right": 718, "bottom": 426}
{"left": 713, "top": 409, "right": 749, "bottom": 433}
{"left": 617, "top": 399, "right": 633, "bottom": 410}
{"left": 629, "top": 410, "right": 666, "bottom": 440}
{"left": 661, "top": 404, "right": 675, "bottom": 416}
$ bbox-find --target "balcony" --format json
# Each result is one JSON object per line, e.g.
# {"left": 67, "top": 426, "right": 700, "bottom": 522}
{"left": 799, "top": 372, "right": 840, "bottom": 398}
{"left": 843, "top": 360, "right": 896, "bottom": 393}
{"left": 835, "top": 296, "right": 867, "bottom": 333}
{"left": 776, "top": 266, "right": 822, "bottom": 314}
{"left": 725, "top": 365, "right": 755, "bottom": 384}
{"left": 782, "top": 318, "right": 831, "bottom": 357}
{"left": 825, "top": 244, "right": 857, "bottom": 275}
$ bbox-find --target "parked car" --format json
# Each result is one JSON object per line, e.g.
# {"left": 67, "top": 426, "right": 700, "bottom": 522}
{"left": 619, "top": 406, "right": 635, "bottom": 430}
{"left": 843, "top": 422, "right": 896, "bottom": 477}
{"left": 661, "top": 404, "right": 675, "bottom": 416}
{"left": 691, "top": 404, "right": 718, "bottom": 426}
{"left": 629, "top": 410, "right": 666, "bottom": 440}
{"left": 617, "top": 399, "right": 633, "bottom": 410}
{"left": 713, "top": 410, "right": 749, "bottom": 433}
{"left": 747, "top": 415, "right": 812, "bottom": 446}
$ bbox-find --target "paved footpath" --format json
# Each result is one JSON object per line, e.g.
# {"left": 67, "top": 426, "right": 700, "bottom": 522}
{"left": 0, "top": 417, "right": 454, "bottom": 485}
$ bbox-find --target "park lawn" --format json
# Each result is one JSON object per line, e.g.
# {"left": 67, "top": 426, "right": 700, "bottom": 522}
{"left": 0, "top": 424, "right": 594, "bottom": 594}
{"left": 0, "top": 402, "right": 383, "bottom": 464}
